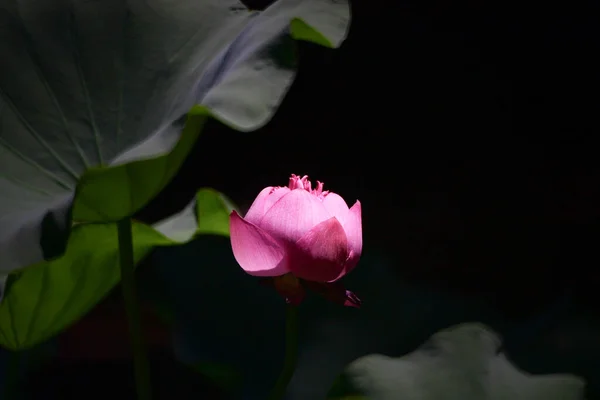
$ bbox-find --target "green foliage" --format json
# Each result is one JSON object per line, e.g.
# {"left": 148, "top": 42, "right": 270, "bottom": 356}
{"left": 191, "top": 362, "right": 244, "bottom": 394}
{"left": 0, "top": 0, "right": 350, "bottom": 351}
{"left": 0, "top": 188, "right": 236, "bottom": 350}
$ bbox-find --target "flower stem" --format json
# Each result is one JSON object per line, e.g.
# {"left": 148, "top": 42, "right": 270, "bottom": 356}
{"left": 117, "top": 218, "right": 152, "bottom": 400}
{"left": 267, "top": 303, "right": 298, "bottom": 400}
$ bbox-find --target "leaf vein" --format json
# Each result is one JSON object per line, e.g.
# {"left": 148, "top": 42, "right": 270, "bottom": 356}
{"left": 22, "top": 265, "right": 49, "bottom": 345}
{"left": 13, "top": 10, "right": 91, "bottom": 170}
{"left": 69, "top": 10, "right": 104, "bottom": 165}
{"left": 0, "top": 86, "right": 80, "bottom": 183}
{"left": 0, "top": 135, "right": 74, "bottom": 191}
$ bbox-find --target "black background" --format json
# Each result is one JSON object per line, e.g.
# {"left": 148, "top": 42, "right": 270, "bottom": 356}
{"left": 16, "top": 0, "right": 600, "bottom": 398}
{"left": 150, "top": 0, "right": 600, "bottom": 317}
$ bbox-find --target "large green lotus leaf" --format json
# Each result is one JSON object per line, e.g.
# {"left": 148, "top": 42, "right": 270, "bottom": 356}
{"left": 329, "top": 323, "right": 586, "bottom": 400}
{"left": 0, "top": 188, "right": 236, "bottom": 350}
{"left": 0, "top": 0, "right": 350, "bottom": 278}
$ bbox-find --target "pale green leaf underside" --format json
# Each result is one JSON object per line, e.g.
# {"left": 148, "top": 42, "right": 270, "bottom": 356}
{"left": 330, "top": 323, "right": 586, "bottom": 400}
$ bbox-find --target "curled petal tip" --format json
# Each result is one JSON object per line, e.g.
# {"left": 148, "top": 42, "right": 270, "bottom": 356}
{"left": 303, "top": 281, "right": 361, "bottom": 308}
{"left": 343, "top": 290, "right": 362, "bottom": 308}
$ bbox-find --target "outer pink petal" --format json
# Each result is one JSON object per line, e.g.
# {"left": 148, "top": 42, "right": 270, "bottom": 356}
{"left": 288, "top": 217, "right": 349, "bottom": 282}
{"left": 321, "top": 192, "right": 350, "bottom": 223}
{"left": 258, "top": 189, "right": 331, "bottom": 243}
{"left": 229, "top": 211, "right": 290, "bottom": 277}
{"left": 343, "top": 200, "right": 362, "bottom": 256}
{"left": 331, "top": 200, "right": 363, "bottom": 281}
{"left": 244, "top": 186, "right": 290, "bottom": 225}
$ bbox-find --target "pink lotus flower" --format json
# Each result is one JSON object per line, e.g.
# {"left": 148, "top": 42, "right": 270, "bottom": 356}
{"left": 229, "top": 174, "right": 362, "bottom": 307}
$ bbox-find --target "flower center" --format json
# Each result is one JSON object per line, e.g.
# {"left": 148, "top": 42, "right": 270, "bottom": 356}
{"left": 287, "top": 174, "right": 329, "bottom": 200}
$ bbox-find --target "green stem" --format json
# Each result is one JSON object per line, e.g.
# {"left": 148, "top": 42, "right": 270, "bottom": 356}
{"left": 3, "top": 350, "right": 20, "bottom": 399}
{"left": 267, "top": 303, "right": 298, "bottom": 400}
{"left": 117, "top": 218, "right": 152, "bottom": 400}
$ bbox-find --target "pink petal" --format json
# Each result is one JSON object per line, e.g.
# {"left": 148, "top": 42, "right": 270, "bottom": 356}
{"left": 343, "top": 200, "right": 362, "bottom": 257}
{"left": 321, "top": 192, "right": 350, "bottom": 223}
{"left": 243, "top": 186, "right": 290, "bottom": 225}
{"left": 288, "top": 217, "right": 349, "bottom": 282}
{"left": 332, "top": 200, "right": 363, "bottom": 281}
{"left": 258, "top": 189, "right": 331, "bottom": 243}
{"left": 229, "top": 211, "right": 290, "bottom": 277}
